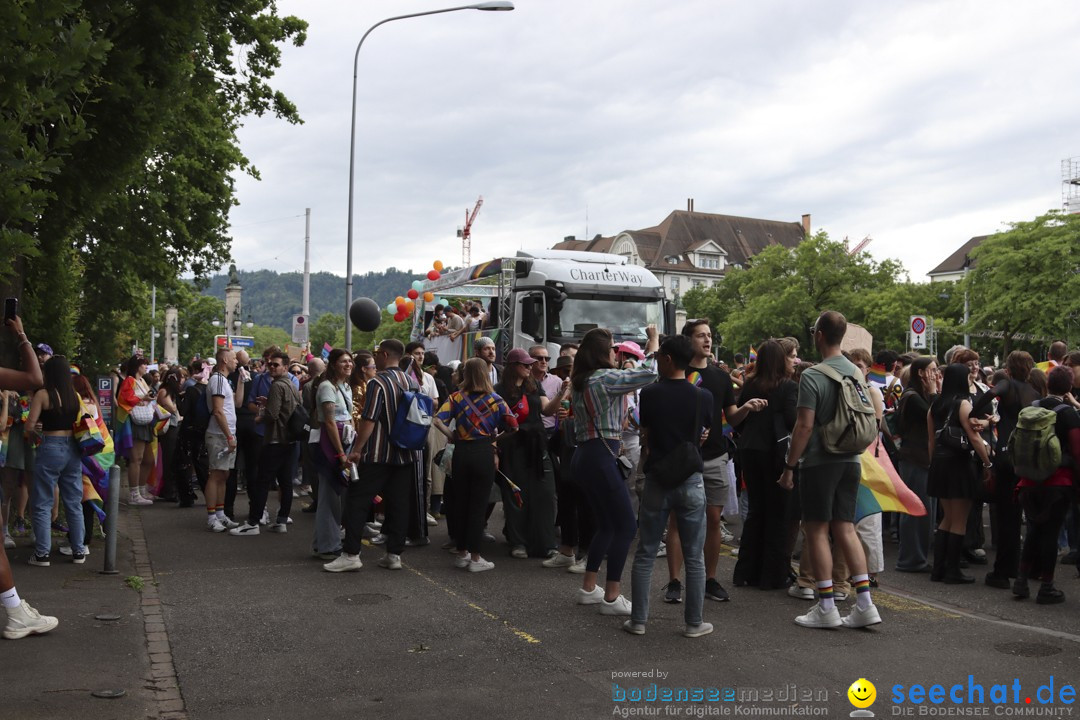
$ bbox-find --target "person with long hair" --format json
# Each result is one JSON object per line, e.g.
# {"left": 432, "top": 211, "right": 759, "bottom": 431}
{"left": 117, "top": 355, "right": 156, "bottom": 505}
{"left": 927, "top": 363, "right": 994, "bottom": 584}
{"left": 432, "top": 357, "right": 517, "bottom": 572}
{"left": 731, "top": 339, "right": 798, "bottom": 590}
{"left": 70, "top": 374, "right": 108, "bottom": 555}
{"left": 311, "top": 349, "right": 354, "bottom": 560}
{"left": 349, "top": 351, "right": 376, "bottom": 429}
{"left": 571, "top": 325, "right": 658, "bottom": 616}
{"left": 155, "top": 369, "right": 183, "bottom": 502}
{"left": 894, "top": 355, "right": 939, "bottom": 573}
{"left": 951, "top": 347, "right": 994, "bottom": 567}
{"left": 25, "top": 355, "right": 85, "bottom": 566}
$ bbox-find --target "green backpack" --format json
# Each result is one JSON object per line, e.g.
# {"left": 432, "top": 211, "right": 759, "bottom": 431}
{"left": 812, "top": 363, "right": 879, "bottom": 454}
{"left": 1006, "top": 403, "right": 1068, "bottom": 481}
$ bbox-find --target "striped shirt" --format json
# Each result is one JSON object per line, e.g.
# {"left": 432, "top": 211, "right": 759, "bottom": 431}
{"left": 357, "top": 368, "right": 421, "bottom": 466}
{"left": 572, "top": 366, "right": 657, "bottom": 443}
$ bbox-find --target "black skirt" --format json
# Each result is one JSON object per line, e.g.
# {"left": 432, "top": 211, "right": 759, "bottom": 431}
{"left": 927, "top": 448, "right": 980, "bottom": 499}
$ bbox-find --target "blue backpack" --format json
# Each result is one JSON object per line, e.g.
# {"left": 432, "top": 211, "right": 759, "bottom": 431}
{"left": 390, "top": 374, "right": 434, "bottom": 450}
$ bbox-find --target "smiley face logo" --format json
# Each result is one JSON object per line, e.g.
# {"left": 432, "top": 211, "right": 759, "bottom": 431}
{"left": 848, "top": 678, "right": 876, "bottom": 709}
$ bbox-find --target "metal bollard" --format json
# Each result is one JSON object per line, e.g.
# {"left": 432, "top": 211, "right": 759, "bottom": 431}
{"left": 101, "top": 464, "right": 120, "bottom": 575}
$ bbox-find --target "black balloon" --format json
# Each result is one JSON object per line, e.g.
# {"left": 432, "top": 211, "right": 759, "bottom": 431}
{"left": 349, "top": 297, "right": 382, "bottom": 332}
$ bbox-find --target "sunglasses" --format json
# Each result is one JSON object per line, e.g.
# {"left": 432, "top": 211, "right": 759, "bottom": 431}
{"left": 530, "top": 355, "right": 549, "bottom": 361}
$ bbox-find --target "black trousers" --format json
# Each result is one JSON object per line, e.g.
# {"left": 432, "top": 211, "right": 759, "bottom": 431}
{"left": 247, "top": 442, "right": 297, "bottom": 526}
{"left": 733, "top": 449, "right": 791, "bottom": 588}
{"left": 158, "top": 425, "right": 180, "bottom": 500}
{"left": 555, "top": 443, "right": 593, "bottom": 551}
{"left": 178, "top": 428, "right": 207, "bottom": 501}
{"left": 226, "top": 422, "right": 261, "bottom": 517}
{"left": 448, "top": 441, "right": 497, "bottom": 555}
{"left": 990, "top": 457, "right": 1022, "bottom": 578}
{"left": 342, "top": 463, "right": 411, "bottom": 556}
{"left": 1019, "top": 486, "right": 1072, "bottom": 582}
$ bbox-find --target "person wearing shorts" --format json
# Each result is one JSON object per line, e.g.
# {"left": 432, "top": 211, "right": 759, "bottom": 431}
{"left": 204, "top": 348, "right": 245, "bottom": 533}
{"left": 779, "top": 311, "right": 881, "bottom": 630}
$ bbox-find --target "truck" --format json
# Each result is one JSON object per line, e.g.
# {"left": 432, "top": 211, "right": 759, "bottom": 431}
{"left": 413, "top": 249, "right": 676, "bottom": 363}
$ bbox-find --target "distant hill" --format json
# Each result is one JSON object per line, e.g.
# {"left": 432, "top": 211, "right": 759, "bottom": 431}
{"left": 198, "top": 268, "right": 423, "bottom": 332}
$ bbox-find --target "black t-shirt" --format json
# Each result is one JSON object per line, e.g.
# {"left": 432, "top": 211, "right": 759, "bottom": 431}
{"left": 688, "top": 363, "right": 736, "bottom": 459}
{"left": 639, "top": 378, "right": 713, "bottom": 475}
{"left": 897, "top": 389, "right": 932, "bottom": 468}
{"left": 735, "top": 379, "right": 797, "bottom": 452}
{"left": 993, "top": 379, "right": 1040, "bottom": 452}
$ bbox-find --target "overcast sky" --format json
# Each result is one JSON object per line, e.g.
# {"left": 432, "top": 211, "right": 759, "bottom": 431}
{"left": 226, "top": 0, "right": 1080, "bottom": 288}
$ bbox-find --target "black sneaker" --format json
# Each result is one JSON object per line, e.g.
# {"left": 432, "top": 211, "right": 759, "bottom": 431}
{"left": 985, "top": 573, "right": 1010, "bottom": 589}
{"left": 1011, "top": 578, "right": 1029, "bottom": 599}
{"left": 663, "top": 579, "right": 683, "bottom": 604}
{"left": 1036, "top": 585, "right": 1065, "bottom": 605}
{"left": 72, "top": 551, "right": 87, "bottom": 565}
{"left": 28, "top": 553, "right": 50, "bottom": 567}
{"left": 704, "top": 578, "right": 730, "bottom": 602}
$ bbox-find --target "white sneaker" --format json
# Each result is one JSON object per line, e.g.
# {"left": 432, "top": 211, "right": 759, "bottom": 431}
{"left": 370, "top": 533, "right": 387, "bottom": 545}
{"left": 219, "top": 517, "right": 239, "bottom": 530}
{"left": 58, "top": 544, "right": 89, "bottom": 557}
{"left": 229, "top": 522, "right": 260, "bottom": 537}
{"left": 285, "top": 516, "right": 294, "bottom": 525}
{"left": 656, "top": 541, "right": 667, "bottom": 558}
{"left": 795, "top": 603, "right": 842, "bottom": 629}
{"left": 259, "top": 509, "right": 270, "bottom": 526}
{"left": 454, "top": 553, "right": 472, "bottom": 569}
{"left": 208, "top": 519, "right": 226, "bottom": 533}
{"left": 3, "top": 600, "right": 60, "bottom": 640}
{"left": 3, "top": 535, "right": 15, "bottom": 549}
{"left": 323, "top": 554, "right": 363, "bottom": 573}
{"left": 468, "top": 557, "right": 495, "bottom": 573}
{"left": 510, "top": 546, "right": 527, "bottom": 559}
{"left": 787, "top": 585, "right": 815, "bottom": 600}
{"left": 268, "top": 523, "right": 288, "bottom": 534}
{"left": 568, "top": 558, "right": 587, "bottom": 574}
{"left": 834, "top": 591, "right": 849, "bottom": 602}
{"left": 542, "top": 553, "right": 575, "bottom": 568}
{"left": 684, "top": 622, "right": 714, "bottom": 638}
{"left": 129, "top": 490, "right": 152, "bottom": 506}
{"left": 378, "top": 553, "right": 402, "bottom": 570}
{"left": 577, "top": 586, "right": 604, "bottom": 605}
{"left": 841, "top": 603, "right": 882, "bottom": 628}
{"left": 426, "top": 513, "right": 438, "bottom": 527}
{"left": 720, "top": 523, "right": 735, "bottom": 544}
{"left": 599, "top": 595, "right": 632, "bottom": 616}
{"left": 622, "top": 620, "right": 646, "bottom": 635}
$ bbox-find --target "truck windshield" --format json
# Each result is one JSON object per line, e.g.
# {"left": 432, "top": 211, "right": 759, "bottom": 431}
{"left": 552, "top": 296, "right": 662, "bottom": 338}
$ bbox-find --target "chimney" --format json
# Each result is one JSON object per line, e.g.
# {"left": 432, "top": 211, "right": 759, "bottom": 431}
{"left": 801, "top": 213, "right": 811, "bottom": 237}
{"left": 687, "top": 198, "right": 694, "bottom": 213}
{"left": 563, "top": 235, "right": 577, "bottom": 242}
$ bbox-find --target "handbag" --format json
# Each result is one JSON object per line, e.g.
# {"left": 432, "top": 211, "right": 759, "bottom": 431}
{"left": 648, "top": 392, "right": 703, "bottom": 489}
{"left": 936, "top": 400, "right": 971, "bottom": 455}
{"left": 73, "top": 398, "right": 105, "bottom": 457}
{"left": 129, "top": 402, "right": 155, "bottom": 426}
{"left": 587, "top": 400, "right": 632, "bottom": 481}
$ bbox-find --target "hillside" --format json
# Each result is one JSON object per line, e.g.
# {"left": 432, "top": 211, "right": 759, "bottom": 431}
{"left": 198, "top": 267, "right": 424, "bottom": 332}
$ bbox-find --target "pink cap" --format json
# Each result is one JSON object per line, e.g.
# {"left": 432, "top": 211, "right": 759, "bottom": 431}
{"left": 613, "top": 341, "right": 645, "bottom": 360}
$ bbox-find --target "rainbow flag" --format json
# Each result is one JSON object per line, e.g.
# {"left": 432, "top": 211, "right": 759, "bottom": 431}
{"left": 855, "top": 443, "right": 926, "bottom": 522}
{"left": 748, "top": 346, "right": 757, "bottom": 363}
{"left": 687, "top": 372, "right": 732, "bottom": 438}
{"left": 867, "top": 363, "right": 889, "bottom": 386}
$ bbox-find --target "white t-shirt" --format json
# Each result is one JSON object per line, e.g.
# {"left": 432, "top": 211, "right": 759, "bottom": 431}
{"left": 206, "top": 372, "right": 236, "bottom": 436}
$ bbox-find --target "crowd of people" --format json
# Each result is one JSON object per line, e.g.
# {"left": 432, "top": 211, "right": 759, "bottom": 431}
{"left": 5, "top": 305, "right": 1080, "bottom": 642}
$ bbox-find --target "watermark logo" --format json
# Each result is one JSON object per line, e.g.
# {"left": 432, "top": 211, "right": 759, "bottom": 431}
{"left": 849, "top": 678, "right": 877, "bottom": 717}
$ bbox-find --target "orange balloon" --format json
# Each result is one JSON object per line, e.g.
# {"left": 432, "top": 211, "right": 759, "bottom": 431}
{"left": 405, "top": 300, "right": 415, "bottom": 313}
{"left": 395, "top": 296, "right": 405, "bottom": 306}
{"left": 423, "top": 292, "right": 434, "bottom": 303}
{"left": 433, "top": 260, "right": 444, "bottom": 272}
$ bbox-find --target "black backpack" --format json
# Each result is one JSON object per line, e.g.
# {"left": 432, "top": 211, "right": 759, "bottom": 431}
{"left": 182, "top": 382, "right": 211, "bottom": 434}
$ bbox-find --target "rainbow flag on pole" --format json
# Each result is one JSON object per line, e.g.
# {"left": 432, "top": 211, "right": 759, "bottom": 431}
{"left": 748, "top": 345, "right": 757, "bottom": 363}
{"left": 856, "top": 443, "right": 926, "bottom": 522}
{"left": 867, "top": 363, "right": 889, "bottom": 386}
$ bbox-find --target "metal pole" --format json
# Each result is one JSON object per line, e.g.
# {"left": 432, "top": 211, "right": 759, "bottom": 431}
{"left": 149, "top": 285, "right": 156, "bottom": 362}
{"left": 101, "top": 465, "right": 120, "bottom": 574}
{"left": 303, "top": 207, "right": 311, "bottom": 325}
{"left": 344, "top": 3, "right": 514, "bottom": 348}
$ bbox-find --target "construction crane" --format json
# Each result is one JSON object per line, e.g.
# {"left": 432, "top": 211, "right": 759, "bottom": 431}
{"left": 847, "top": 235, "right": 872, "bottom": 256}
{"left": 457, "top": 196, "right": 483, "bottom": 266}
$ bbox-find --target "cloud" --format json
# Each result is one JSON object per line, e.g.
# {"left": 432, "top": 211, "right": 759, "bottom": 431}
{"left": 226, "top": 0, "right": 1080, "bottom": 287}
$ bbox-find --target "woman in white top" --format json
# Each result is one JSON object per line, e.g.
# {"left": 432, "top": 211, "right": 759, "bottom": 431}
{"left": 311, "top": 349, "right": 354, "bottom": 559}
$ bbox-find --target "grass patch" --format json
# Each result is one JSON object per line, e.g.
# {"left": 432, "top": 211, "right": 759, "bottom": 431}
{"left": 124, "top": 575, "right": 144, "bottom": 593}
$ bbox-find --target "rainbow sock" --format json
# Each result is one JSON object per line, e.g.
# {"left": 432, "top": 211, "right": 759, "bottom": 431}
{"left": 852, "top": 574, "right": 872, "bottom": 609}
{"left": 816, "top": 581, "right": 835, "bottom": 611}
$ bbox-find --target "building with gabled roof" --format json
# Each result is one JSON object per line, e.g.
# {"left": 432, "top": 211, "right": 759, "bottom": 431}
{"left": 926, "top": 235, "right": 987, "bottom": 283}
{"left": 551, "top": 200, "right": 809, "bottom": 303}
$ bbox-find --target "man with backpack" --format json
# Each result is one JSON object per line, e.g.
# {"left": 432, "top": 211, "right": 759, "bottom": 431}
{"left": 328, "top": 340, "right": 427, "bottom": 573}
{"left": 1010, "top": 366, "right": 1080, "bottom": 603}
{"left": 778, "top": 311, "right": 881, "bottom": 629}
{"left": 178, "top": 360, "right": 212, "bottom": 506}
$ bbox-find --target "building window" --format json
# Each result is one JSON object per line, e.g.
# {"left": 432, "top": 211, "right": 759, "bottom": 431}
{"left": 692, "top": 279, "right": 705, "bottom": 289}
{"left": 670, "top": 277, "right": 680, "bottom": 293}
{"left": 698, "top": 253, "right": 723, "bottom": 270}
{"left": 666, "top": 256, "right": 679, "bottom": 265}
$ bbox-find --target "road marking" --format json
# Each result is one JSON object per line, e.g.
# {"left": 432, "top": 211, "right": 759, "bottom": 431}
{"left": 879, "top": 585, "right": 1080, "bottom": 644}
{"left": 410, "top": 567, "right": 542, "bottom": 645}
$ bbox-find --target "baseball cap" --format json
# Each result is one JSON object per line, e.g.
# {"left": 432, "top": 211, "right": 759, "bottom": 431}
{"left": 613, "top": 341, "right": 645, "bottom": 360}
{"left": 505, "top": 348, "right": 537, "bottom": 365}
{"left": 35, "top": 343, "right": 53, "bottom": 356}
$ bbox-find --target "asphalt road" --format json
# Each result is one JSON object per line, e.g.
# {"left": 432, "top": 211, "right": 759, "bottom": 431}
{"left": 4, "top": 497, "right": 1079, "bottom": 720}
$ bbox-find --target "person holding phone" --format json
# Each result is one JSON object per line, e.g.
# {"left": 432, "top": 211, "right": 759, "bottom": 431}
{"left": 0, "top": 313, "right": 59, "bottom": 639}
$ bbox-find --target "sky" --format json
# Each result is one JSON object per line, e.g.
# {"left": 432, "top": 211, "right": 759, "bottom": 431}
{"left": 225, "top": 0, "right": 1080, "bottom": 286}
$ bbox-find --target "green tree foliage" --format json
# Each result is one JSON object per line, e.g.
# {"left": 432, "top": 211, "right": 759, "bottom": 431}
{"left": 965, "top": 210, "right": 1080, "bottom": 356}
{"left": 682, "top": 231, "right": 947, "bottom": 359}
{"left": 0, "top": 0, "right": 307, "bottom": 365}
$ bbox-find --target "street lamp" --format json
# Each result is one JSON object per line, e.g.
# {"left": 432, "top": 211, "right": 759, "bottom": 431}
{"left": 343, "top": 1, "right": 514, "bottom": 348}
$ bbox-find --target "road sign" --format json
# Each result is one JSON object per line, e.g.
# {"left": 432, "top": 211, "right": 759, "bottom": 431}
{"left": 292, "top": 314, "right": 309, "bottom": 344}
{"left": 909, "top": 315, "right": 928, "bottom": 350}
{"left": 214, "top": 335, "right": 255, "bottom": 350}
{"left": 97, "top": 375, "right": 114, "bottom": 429}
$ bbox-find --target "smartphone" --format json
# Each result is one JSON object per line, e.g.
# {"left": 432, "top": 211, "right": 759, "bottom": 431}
{"left": 3, "top": 297, "right": 16, "bottom": 322}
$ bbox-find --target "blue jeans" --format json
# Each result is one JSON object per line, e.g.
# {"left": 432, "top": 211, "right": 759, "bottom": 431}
{"left": 631, "top": 472, "right": 707, "bottom": 626}
{"left": 32, "top": 435, "right": 85, "bottom": 556}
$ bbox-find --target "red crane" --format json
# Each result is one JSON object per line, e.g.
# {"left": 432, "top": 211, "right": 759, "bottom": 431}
{"left": 847, "top": 235, "right": 872, "bottom": 256}
{"left": 458, "top": 196, "right": 483, "bottom": 265}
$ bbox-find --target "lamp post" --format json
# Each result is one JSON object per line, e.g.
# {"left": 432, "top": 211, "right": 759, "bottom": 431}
{"left": 343, "top": 1, "right": 514, "bottom": 348}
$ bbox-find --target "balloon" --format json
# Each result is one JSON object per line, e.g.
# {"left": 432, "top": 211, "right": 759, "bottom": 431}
{"left": 395, "top": 296, "right": 405, "bottom": 305}
{"left": 427, "top": 270, "right": 440, "bottom": 281}
{"left": 441, "top": 299, "right": 450, "bottom": 309}
{"left": 433, "top": 260, "right": 444, "bottom": 272}
{"left": 405, "top": 300, "right": 415, "bottom": 313}
{"left": 394, "top": 312, "right": 406, "bottom": 323}
{"left": 396, "top": 302, "right": 407, "bottom": 314}
{"left": 407, "top": 289, "right": 418, "bottom": 300}
{"left": 411, "top": 280, "right": 424, "bottom": 292}
{"left": 386, "top": 302, "right": 397, "bottom": 314}
{"left": 423, "top": 292, "right": 434, "bottom": 303}
{"left": 349, "top": 298, "right": 382, "bottom": 333}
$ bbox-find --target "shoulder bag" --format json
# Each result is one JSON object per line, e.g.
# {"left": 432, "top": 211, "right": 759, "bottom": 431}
{"left": 647, "top": 391, "right": 703, "bottom": 489}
